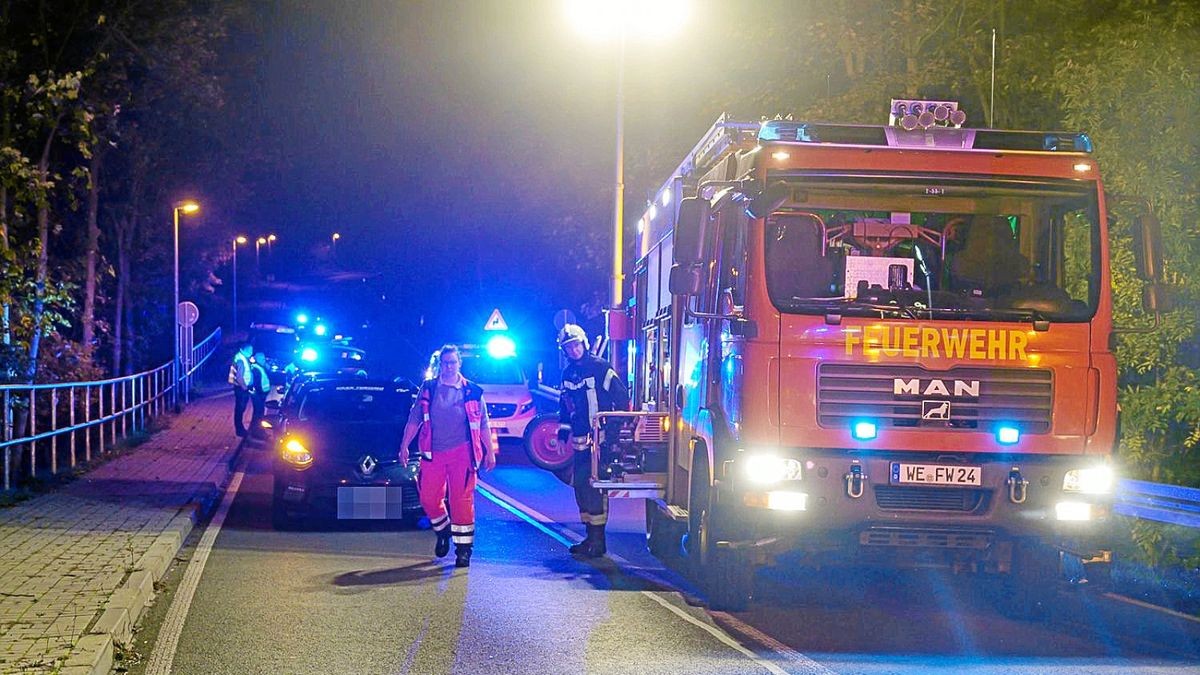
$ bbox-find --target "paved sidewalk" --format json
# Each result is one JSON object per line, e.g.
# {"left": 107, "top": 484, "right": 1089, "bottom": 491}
{"left": 0, "top": 390, "right": 240, "bottom": 675}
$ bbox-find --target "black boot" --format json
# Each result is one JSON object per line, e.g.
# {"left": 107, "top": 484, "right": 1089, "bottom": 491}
{"left": 570, "top": 524, "right": 606, "bottom": 558}
{"left": 435, "top": 529, "right": 451, "bottom": 558}
{"left": 455, "top": 544, "right": 473, "bottom": 568}
{"left": 585, "top": 524, "right": 607, "bottom": 558}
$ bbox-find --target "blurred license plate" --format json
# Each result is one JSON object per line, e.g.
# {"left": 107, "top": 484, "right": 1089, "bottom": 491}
{"left": 337, "top": 486, "right": 407, "bottom": 519}
{"left": 890, "top": 462, "right": 981, "bottom": 486}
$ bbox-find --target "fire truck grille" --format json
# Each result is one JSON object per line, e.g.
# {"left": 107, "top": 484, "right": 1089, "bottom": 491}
{"left": 817, "top": 364, "right": 1052, "bottom": 433}
{"left": 487, "top": 403, "right": 517, "bottom": 419}
{"left": 874, "top": 486, "right": 988, "bottom": 513}
{"left": 859, "top": 527, "right": 993, "bottom": 549}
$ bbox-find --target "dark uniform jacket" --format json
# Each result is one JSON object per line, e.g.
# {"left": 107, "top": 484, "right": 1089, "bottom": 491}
{"left": 559, "top": 353, "right": 629, "bottom": 437}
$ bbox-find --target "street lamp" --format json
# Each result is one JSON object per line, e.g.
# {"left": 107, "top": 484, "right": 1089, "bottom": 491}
{"left": 232, "top": 235, "right": 247, "bottom": 333}
{"left": 565, "top": 0, "right": 689, "bottom": 308}
{"left": 331, "top": 232, "right": 341, "bottom": 257}
{"left": 256, "top": 236, "right": 267, "bottom": 269}
{"left": 172, "top": 200, "right": 200, "bottom": 410}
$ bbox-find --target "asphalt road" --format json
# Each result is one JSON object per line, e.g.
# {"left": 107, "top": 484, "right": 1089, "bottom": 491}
{"left": 130, "top": 442, "right": 1200, "bottom": 674}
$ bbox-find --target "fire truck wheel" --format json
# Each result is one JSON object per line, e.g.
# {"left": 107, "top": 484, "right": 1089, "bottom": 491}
{"left": 996, "top": 543, "right": 1059, "bottom": 620}
{"left": 523, "top": 413, "right": 573, "bottom": 471}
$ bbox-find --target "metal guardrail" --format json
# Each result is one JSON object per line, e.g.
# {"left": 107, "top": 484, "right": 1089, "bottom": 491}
{"left": 1115, "top": 478, "right": 1200, "bottom": 529}
{"left": 1, "top": 328, "right": 222, "bottom": 491}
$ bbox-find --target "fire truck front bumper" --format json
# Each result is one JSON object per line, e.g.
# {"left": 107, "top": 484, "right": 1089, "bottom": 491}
{"left": 719, "top": 452, "right": 1114, "bottom": 566}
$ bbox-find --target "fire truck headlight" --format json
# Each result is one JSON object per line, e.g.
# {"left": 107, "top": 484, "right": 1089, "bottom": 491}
{"left": 744, "top": 455, "right": 802, "bottom": 484}
{"left": 1063, "top": 466, "right": 1113, "bottom": 495}
{"left": 1055, "top": 501, "right": 1094, "bottom": 521}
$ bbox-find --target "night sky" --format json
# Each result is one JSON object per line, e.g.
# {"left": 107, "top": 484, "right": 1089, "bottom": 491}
{"left": 223, "top": 0, "right": 811, "bottom": 372}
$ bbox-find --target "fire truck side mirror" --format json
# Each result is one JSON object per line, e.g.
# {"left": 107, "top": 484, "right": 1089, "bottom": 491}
{"left": 668, "top": 264, "right": 703, "bottom": 296}
{"left": 1131, "top": 209, "right": 1163, "bottom": 283}
{"left": 673, "top": 197, "right": 710, "bottom": 264}
{"left": 745, "top": 182, "right": 792, "bottom": 220}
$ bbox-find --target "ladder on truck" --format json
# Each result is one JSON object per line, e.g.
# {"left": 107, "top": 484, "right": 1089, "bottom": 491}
{"left": 589, "top": 410, "right": 669, "bottom": 499}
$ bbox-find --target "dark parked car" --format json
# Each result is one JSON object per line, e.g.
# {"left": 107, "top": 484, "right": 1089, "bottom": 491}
{"left": 271, "top": 377, "right": 420, "bottom": 528}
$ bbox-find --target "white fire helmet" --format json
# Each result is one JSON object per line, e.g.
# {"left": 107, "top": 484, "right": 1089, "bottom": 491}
{"left": 558, "top": 324, "right": 589, "bottom": 351}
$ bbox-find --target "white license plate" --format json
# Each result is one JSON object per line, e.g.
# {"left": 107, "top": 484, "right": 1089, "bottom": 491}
{"left": 336, "top": 486, "right": 407, "bottom": 519}
{"left": 890, "top": 462, "right": 981, "bottom": 486}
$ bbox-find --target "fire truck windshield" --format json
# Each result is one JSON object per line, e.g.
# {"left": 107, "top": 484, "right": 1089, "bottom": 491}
{"left": 762, "top": 176, "right": 1100, "bottom": 322}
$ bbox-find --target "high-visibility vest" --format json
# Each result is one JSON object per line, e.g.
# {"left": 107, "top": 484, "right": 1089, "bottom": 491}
{"left": 228, "top": 352, "right": 251, "bottom": 388}
{"left": 417, "top": 376, "right": 488, "bottom": 466}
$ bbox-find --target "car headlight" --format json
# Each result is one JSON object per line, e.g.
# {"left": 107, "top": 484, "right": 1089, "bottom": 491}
{"left": 1063, "top": 466, "right": 1113, "bottom": 494}
{"left": 281, "top": 437, "right": 313, "bottom": 467}
{"left": 743, "top": 455, "right": 802, "bottom": 484}
{"left": 518, "top": 400, "right": 536, "bottom": 414}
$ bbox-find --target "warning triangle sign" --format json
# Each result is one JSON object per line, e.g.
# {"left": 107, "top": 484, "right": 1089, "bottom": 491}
{"left": 483, "top": 308, "right": 508, "bottom": 331}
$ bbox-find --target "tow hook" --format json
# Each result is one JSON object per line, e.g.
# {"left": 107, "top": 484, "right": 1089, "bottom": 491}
{"left": 845, "top": 463, "right": 866, "bottom": 499}
{"left": 1007, "top": 466, "right": 1028, "bottom": 504}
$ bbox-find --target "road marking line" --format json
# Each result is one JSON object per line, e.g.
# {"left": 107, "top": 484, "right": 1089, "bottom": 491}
{"left": 1104, "top": 592, "right": 1200, "bottom": 624}
{"left": 477, "top": 479, "right": 829, "bottom": 674}
{"left": 145, "top": 469, "right": 246, "bottom": 675}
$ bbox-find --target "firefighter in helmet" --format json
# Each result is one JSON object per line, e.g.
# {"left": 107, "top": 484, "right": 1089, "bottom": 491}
{"left": 557, "top": 323, "right": 629, "bottom": 557}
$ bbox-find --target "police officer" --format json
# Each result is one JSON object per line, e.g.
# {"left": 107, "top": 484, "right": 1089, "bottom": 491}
{"left": 248, "top": 352, "right": 272, "bottom": 440}
{"left": 228, "top": 343, "right": 253, "bottom": 437}
{"left": 557, "top": 323, "right": 629, "bottom": 557}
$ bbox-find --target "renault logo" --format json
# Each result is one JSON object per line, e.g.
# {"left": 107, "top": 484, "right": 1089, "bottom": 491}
{"left": 359, "top": 455, "right": 378, "bottom": 475}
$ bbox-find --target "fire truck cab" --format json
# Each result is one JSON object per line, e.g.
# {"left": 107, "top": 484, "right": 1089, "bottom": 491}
{"left": 595, "top": 102, "right": 1164, "bottom": 614}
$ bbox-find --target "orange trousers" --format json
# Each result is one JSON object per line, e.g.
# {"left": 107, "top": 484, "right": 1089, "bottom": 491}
{"left": 418, "top": 442, "right": 476, "bottom": 547}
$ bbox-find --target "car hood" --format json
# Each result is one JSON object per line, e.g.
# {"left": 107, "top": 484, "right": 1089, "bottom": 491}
{"left": 479, "top": 384, "right": 531, "bottom": 403}
{"left": 288, "top": 420, "right": 405, "bottom": 463}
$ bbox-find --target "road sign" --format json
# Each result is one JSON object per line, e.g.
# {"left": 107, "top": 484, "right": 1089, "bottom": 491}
{"left": 552, "top": 309, "right": 576, "bottom": 331}
{"left": 176, "top": 301, "right": 199, "bottom": 327}
{"left": 484, "top": 308, "right": 508, "bottom": 331}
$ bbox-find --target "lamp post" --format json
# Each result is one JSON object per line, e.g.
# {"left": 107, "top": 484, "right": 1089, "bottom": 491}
{"left": 255, "top": 236, "right": 267, "bottom": 269}
{"left": 331, "top": 232, "right": 341, "bottom": 258}
{"left": 565, "top": 0, "right": 689, "bottom": 309}
{"left": 232, "top": 235, "right": 247, "bottom": 333}
{"left": 172, "top": 200, "right": 200, "bottom": 410}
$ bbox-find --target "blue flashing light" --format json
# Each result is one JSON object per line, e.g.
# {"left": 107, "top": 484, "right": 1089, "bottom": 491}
{"left": 300, "top": 347, "right": 319, "bottom": 362}
{"left": 758, "top": 121, "right": 814, "bottom": 143}
{"left": 296, "top": 313, "right": 309, "bottom": 325}
{"left": 852, "top": 420, "right": 878, "bottom": 441}
{"left": 314, "top": 324, "right": 327, "bottom": 337}
{"left": 486, "top": 334, "right": 516, "bottom": 359}
{"left": 996, "top": 425, "right": 1021, "bottom": 445}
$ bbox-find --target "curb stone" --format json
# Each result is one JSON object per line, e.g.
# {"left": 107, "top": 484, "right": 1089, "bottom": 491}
{"left": 57, "top": 453, "right": 235, "bottom": 674}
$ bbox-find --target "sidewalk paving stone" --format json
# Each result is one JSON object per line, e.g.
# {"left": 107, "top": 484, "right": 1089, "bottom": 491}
{"left": 0, "top": 389, "right": 241, "bottom": 675}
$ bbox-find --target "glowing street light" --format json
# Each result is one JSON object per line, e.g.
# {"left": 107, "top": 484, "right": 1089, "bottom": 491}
{"left": 232, "top": 235, "right": 247, "bottom": 333}
{"left": 564, "top": 0, "right": 690, "bottom": 308}
{"left": 172, "top": 200, "right": 200, "bottom": 410}
{"left": 331, "top": 232, "right": 341, "bottom": 257}
{"left": 255, "top": 236, "right": 267, "bottom": 268}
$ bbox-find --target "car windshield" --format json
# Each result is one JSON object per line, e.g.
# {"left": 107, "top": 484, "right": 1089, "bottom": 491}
{"left": 250, "top": 330, "right": 299, "bottom": 362}
{"left": 296, "top": 385, "right": 409, "bottom": 422}
{"left": 762, "top": 175, "right": 1099, "bottom": 322}
{"left": 460, "top": 354, "right": 525, "bottom": 385}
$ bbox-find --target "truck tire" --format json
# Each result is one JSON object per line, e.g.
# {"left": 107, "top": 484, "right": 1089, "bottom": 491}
{"left": 996, "top": 542, "right": 1060, "bottom": 620}
{"left": 686, "top": 448, "right": 754, "bottom": 611}
{"left": 523, "top": 413, "right": 573, "bottom": 471}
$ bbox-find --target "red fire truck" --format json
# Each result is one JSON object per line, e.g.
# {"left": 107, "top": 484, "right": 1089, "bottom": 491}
{"left": 595, "top": 101, "right": 1164, "bottom": 614}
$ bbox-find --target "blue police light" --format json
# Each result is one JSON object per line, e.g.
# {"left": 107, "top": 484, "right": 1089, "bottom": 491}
{"left": 486, "top": 334, "right": 516, "bottom": 359}
{"left": 314, "top": 324, "right": 327, "bottom": 337}
{"left": 300, "top": 347, "right": 319, "bottom": 362}
{"left": 296, "top": 313, "right": 309, "bottom": 325}
{"left": 996, "top": 425, "right": 1021, "bottom": 445}
{"left": 852, "top": 420, "right": 878, "bottom": 441}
